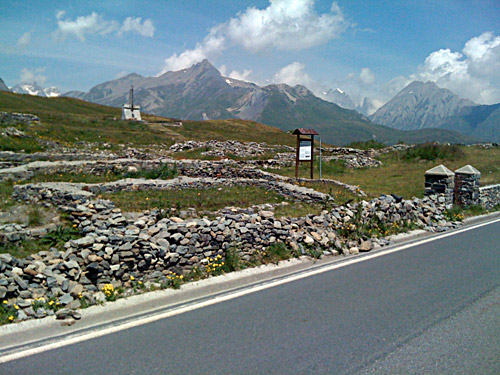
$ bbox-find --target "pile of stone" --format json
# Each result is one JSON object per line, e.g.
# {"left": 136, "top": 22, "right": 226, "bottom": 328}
{"left": 0, "top": 222, "right": 57, "bottom": 243}
{"left": 0, "top": 112, "right": 40, "bottom": 125}
{"left": 169, "top": 140, "right": 273, "bottom": 158}
{"left": 1, "top": 127, "right": 26, "bottom": 138}
{"left": 323, "top": 155, "right": 382, "bottom": 169}
{"left": 318, "top": 147, "right": 381, "bottom": 169}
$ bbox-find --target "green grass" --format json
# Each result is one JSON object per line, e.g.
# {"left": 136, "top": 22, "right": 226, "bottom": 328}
{"left": 346, "top": 140, "right": 387, "bottom": 150}
{"left": 399, "top": 143, "right": 465, "bottom": 161}
{"left": 28, "top": 171, "right": 125, "bottom": 184}
{"left": 443, "top": 204, "right": 499, "bottom": 221}
{"left": 100, "top": 185, "right": 287, "bottom": 213}
{"left": 270, "top": 145, "right": 500, "bottom": 199}
{"left": 127, "top": 164, "right": 178, "bottom": 179}
{"left": 0, "top": 180, "right": 15, "bottom": 210}
{"left": 0, "top": 135, "right": 46, "bottom": 153}
{"left": 172, "top": 147, "right": 279, "bottom": 161}
{"left": 263, "top": 242, "right": 293, "bottom": 263}
{"left": 0, "top": 225, "right": 80, "bottom": 259}
{"left": 0, "top": 92, "right": 175, "bottom": 150}
{"left": 0, "top": 92, "right": 296, "bottom": 150}
{"left": 273, "top": 202, "right": 325, "bottom": 218}
{"left": 27, "top": 164, "right": 178, "bottom": 184}
{"left": 177, "top": 119, "right": 296, "bottom": 147}
{"left": 27, "top": 206, "right": 42, "bottom": 226}
{"left": 298, "top": 181, "right": 359, "bottom": 204}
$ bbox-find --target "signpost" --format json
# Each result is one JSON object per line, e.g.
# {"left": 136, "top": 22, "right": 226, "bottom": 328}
{"left": 293, "top": 128, "right": 319, "bottom": 179}
{"left": 122, "top": 86, "right": 142, "bottom": 121}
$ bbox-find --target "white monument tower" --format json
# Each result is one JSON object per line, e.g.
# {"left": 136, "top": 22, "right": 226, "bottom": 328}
{"left": 122, "top": 86, "right": 141, "bottom": 121}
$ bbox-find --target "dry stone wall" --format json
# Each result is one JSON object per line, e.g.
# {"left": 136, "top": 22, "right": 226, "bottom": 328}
{"left": 0, "top": 173, "right": 460, "bottom": 323}
{"left": 479, "top": 184, "right": 500, "bottom": 210}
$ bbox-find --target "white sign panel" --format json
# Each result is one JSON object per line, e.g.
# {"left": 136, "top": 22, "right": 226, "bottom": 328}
{"left": 122, "top": 104, "right": 142, "bottom": 121}
{"left": 299, "top": 140, "right": 312, "bottom": 161}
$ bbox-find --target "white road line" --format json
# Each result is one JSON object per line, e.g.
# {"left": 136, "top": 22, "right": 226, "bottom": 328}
{"left": 2, "top": 217, "right": 500, "bottom": 364}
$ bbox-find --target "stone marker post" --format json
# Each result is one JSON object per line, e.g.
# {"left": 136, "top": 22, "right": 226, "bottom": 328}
{"left": 454, "top": 165, "right": 481, "bottom": 206}
{"left": 424, "top": 164, "right": 455, "bottom": 205}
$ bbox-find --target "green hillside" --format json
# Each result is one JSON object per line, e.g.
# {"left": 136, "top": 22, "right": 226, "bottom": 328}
{"left": 0, "top": 92, "right": 296, "bottom": 151}
{"left": 439, "top": 103, "right": 500, "bottom": 142}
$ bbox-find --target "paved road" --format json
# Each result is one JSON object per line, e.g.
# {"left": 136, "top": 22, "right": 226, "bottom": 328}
{"left": 2, "top": 220, "right": 500, "bottom": 374}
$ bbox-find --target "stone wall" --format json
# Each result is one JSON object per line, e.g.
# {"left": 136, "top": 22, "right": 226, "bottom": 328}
{"left": 0, "top": 177, "right": 458, "bottom": 322}
{"left": 479, "top": 184, "right": 500, "bottom": 210}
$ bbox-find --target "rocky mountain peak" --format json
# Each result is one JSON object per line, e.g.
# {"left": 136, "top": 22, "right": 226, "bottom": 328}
{"left": 11, "top": 81, "right": 61, "bottom": 97}
{"left": 324, "top": 87, "right": 356, "bottom": 110}
{"left": 371, "top": 80, "right": 475, "bottom": 130}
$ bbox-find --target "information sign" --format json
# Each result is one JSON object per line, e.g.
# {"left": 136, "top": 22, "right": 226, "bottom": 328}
{"left": 299, "top": 140, "right": 312, "bottom": 161}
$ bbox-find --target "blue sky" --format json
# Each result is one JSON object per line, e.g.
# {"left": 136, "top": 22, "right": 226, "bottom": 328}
{"left": 1, "top": 0, "right": 500, "bottom": 110}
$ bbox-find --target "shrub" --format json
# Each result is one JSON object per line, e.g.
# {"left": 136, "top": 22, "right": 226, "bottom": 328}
{"left": 264, "top": 242, "right": 292, "bottom": 263}
{"left": 126, "top": 163, "right": 178, "bottom": 180}
{"left": 347, "top": 140, "right": 386, "bottom": 150}
{"left": 223, "top": 246, "right": 241, "bottom": 273}
{"left": 27, "top": 206, "right": 42, "bottom": 226}
{"left": 399, "top": 143, "right": 464, "bottom": 161}
{"left": 41, "top": 225, "right": 80, "bottom": 248}
{"left": 444, "top": 204, "right": 486, "bottom": 221}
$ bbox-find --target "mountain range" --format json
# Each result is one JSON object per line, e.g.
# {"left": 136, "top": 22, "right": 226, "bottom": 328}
{"left": 11, "top": 82, "right": 61, "bottom": 97}
{"left": 63, "top": 60, "right": 476, "bottom": 145}
{"left": 371, "top": 81, "right": 500, "bottom": 142}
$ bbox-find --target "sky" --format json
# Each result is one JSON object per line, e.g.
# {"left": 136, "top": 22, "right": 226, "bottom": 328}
{"left": 1, "top": 0, "right": 500, "bottom": 112}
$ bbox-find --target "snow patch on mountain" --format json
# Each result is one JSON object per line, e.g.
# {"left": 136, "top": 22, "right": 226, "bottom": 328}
{"left": 11, "top": 82, "right": 61, "bottom": 97}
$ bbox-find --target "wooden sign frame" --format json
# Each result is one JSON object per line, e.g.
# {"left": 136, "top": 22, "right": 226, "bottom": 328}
{"left": 293, "top": 128, "right": 319, "bottom": 179}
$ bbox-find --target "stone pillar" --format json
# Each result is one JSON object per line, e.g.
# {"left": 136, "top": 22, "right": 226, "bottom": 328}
{"left": 454, "top": 165, "right": 481, "bottom": 206}
{"left": 424, "top": 165, "right": 455, "bottom": 205}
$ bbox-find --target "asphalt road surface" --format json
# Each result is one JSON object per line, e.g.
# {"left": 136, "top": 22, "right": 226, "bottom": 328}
{"left": 2, "top": 220, "right": 500, "bottom": 374}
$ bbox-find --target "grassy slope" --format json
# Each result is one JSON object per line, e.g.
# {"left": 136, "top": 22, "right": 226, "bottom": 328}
{"left": 0, "top": 92, "right": 296, "bottom": 148}
{"left": 275, "top": 145, "right": 500, "bottom": 199}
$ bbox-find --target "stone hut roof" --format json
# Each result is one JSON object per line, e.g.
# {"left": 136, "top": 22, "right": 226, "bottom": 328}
{"left": 425, "top": 164, "right": 454, "bottom": 176}
{"left": 455, "top": 165, "right": 481, "bottom": 176}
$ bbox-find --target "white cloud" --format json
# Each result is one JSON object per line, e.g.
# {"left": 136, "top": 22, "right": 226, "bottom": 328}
{"left": 17, "top": 31, "right": 31, "bottom": 49}
{"left": 161, "top": 30, "right": 225, "bottom": 73}
{"left": 230, "top": 69, "right": 253, "bottom": 82}
{"left": 20, "top": 68, "right": 47, "bottom": 84}
{"left": 219, "top": 65, "right": 254, "bottom": 82}
{"left": 359, "top": 68, "right": 375, "bottom": 85}
{"left": 273, "top": 62, "right": 314, "bottom": 88}
{"left": 410, "top": 32, "right": 500, "bottom": 104}
{"left": 115, "top": 70, "right": 129, "bottom": 79}
{"left": 225, "top": 0, "right": 346, "bottom": 53}
{"left": 54, "top": 12, "right": 155, "bottom": 41}
{"left": 119, "top": 17, "right": 155, "bottom": 38}
{"left": 160, "top": 0, "right": 347, "bottom": 73}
